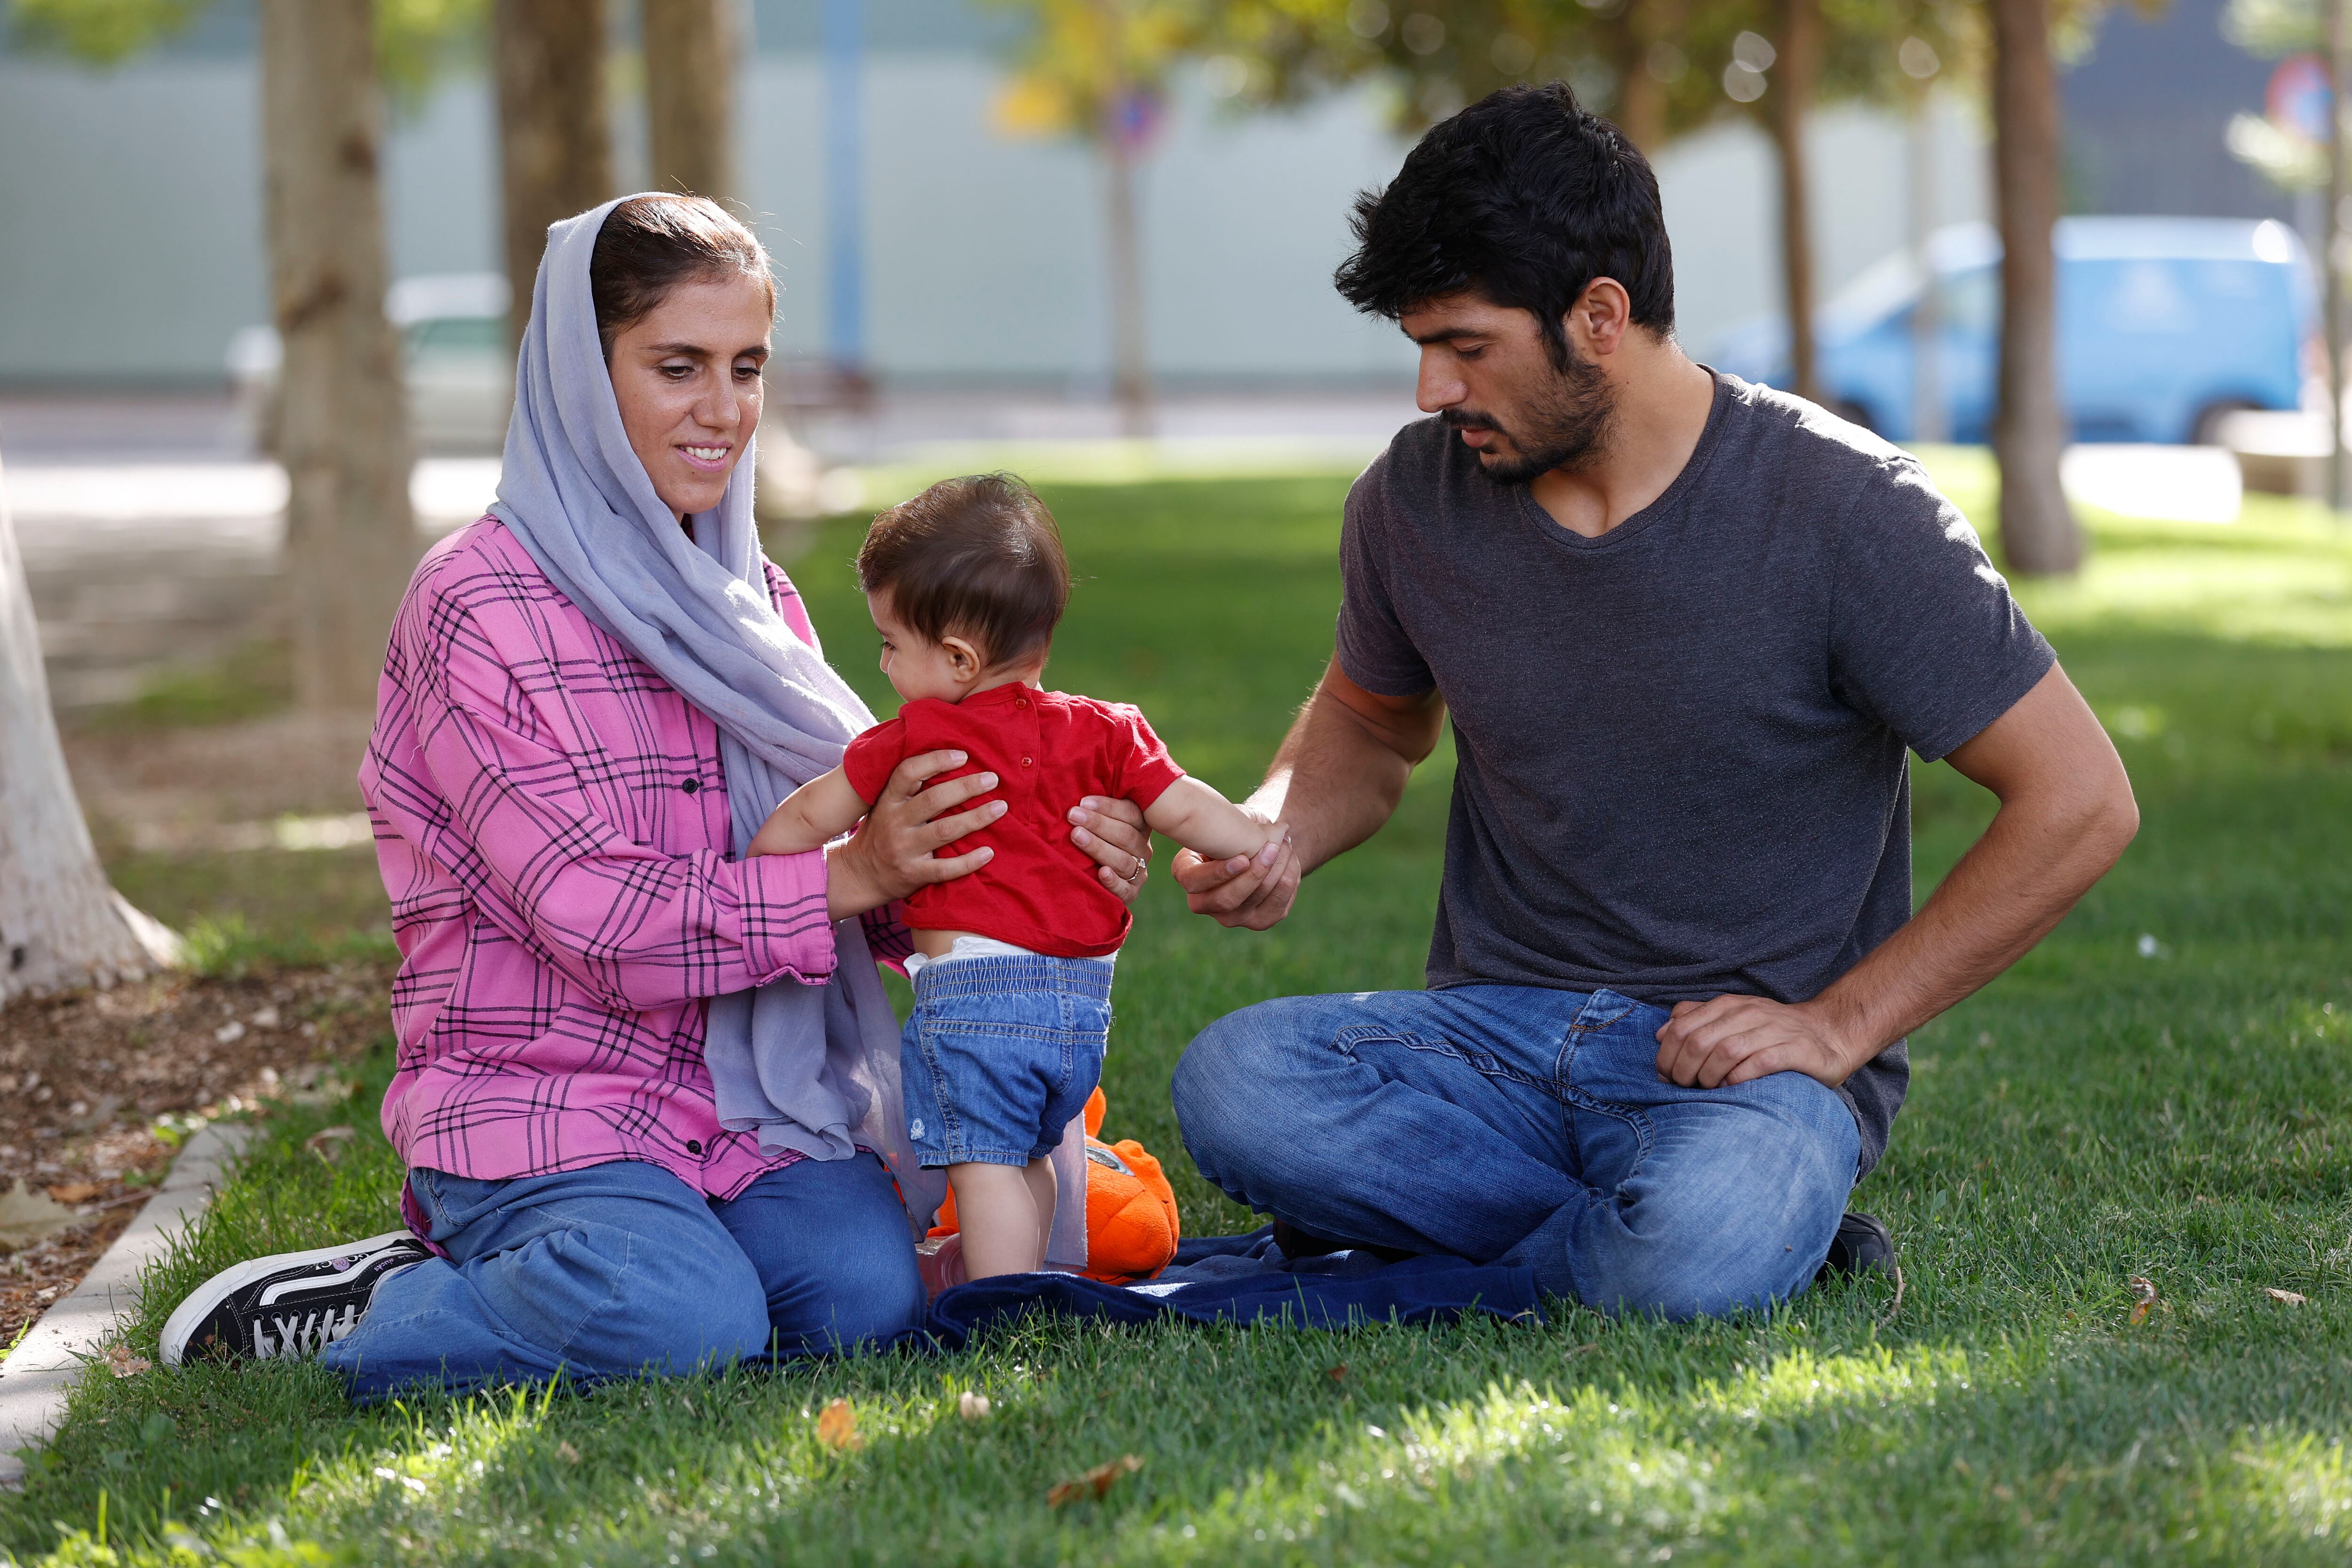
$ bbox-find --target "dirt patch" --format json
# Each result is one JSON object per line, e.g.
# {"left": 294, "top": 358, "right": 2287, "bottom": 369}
{"left": 65, "top": 711, "right": 374, "bottom": 855}
{"left": 0, "top": 962, "right": 392, "bottom": 1350}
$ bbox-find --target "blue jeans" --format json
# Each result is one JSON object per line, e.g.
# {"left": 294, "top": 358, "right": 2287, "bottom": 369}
{"left": 318, "top": 1154, "right": 925, "bottom": 1399}
{"left": 1171, "top": 986, "right": 1860, "bottom": 1319}
{"left": 901, "top": 954, "right": 1113, "bottom": 1167}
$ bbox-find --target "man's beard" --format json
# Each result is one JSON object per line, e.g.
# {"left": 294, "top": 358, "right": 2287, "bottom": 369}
{"left": 1442, "top": 348, "right": 1615, "bottom": 485}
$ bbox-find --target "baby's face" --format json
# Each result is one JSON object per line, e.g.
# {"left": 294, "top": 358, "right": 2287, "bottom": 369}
{"left": 867, "top": 589, "right": 973, "bottom": 704}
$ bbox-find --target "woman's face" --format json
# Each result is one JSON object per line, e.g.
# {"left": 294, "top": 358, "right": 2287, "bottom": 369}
{"left": 607, "top": 273, "right": 772, "bottom": 519}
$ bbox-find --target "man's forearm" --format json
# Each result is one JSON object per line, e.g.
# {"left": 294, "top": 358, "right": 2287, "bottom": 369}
{"left": 1246, "top": 682, "right": 1427, "bottom": 875}
{"left": 1812, "top": 769, "right": 2138, "bottom": 1069}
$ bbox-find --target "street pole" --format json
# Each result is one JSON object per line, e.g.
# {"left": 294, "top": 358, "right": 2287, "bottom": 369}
{"left": 824, "top": 0, "right": 867, "bottom": 400}
{"left": 2329, "top": 0, "right": 2349, "bottom": 512}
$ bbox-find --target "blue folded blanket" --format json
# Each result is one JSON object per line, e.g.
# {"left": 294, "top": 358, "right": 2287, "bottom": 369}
{"left": 920, "top": 1227, "right": 1546, "bottom": 1350}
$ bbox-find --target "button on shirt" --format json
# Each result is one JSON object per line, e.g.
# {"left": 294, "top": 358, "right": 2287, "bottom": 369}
{"left": 842, "top": 684, "right": 1184, "bottom": 957}
{"left": 362, "top": 518, "right": 913, "bottom": 1202}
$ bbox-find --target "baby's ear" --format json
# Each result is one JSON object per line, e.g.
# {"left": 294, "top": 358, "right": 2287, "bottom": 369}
{"left": 941, "top": 633, "right": 985, "bottom": 679}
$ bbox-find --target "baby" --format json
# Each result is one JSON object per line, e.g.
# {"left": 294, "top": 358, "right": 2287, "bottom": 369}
{"left": 750, "top": 474, "right": 1271, "bottom": 1280}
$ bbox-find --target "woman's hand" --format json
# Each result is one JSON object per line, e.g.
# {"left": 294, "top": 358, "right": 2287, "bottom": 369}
{"left": 1067, "top": 796, "right": 1153, "bottom": 905}
{"left": 824, "top": 750, "right": 1008, "bottom": 922}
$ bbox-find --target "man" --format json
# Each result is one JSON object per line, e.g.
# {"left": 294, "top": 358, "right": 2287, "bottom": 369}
{"left": 1168, "top": 84, "right": 2137, "bottom": 1318}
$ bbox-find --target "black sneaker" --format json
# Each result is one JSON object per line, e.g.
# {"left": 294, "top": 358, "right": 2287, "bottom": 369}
{"left": 1814, "top": 1210, "right": 1895, "bottom": 1284}
{"left": 160, "top": 1232, "right": 432, "bottom": 1366}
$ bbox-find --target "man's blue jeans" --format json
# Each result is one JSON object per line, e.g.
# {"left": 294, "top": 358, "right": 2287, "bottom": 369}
{"left": 1172, "top": 986, "right": 1860, "bottom": 1319}
{"left": 318, "top": 1153, "right": 924, "bottom": 1399}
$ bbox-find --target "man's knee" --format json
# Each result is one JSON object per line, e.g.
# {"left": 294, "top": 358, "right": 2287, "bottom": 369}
{"left": 1173, "top": 995, "right": 1328, "bottom": 1158}
{"left": 1578, "top": 1121, "right": 1853, "bottom": 1320}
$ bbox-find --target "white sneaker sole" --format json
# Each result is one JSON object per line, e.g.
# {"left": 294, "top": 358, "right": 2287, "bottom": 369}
{"left": 159, "top": 1230, "right": 418, "bottom": 1366}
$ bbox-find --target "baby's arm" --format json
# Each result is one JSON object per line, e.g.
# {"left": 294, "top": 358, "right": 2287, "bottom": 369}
{"left": 748, "top": 767, "right": 872, "bottom": 857}
{"left": 1142, "top": 776, "right": 1271, "bottom": 863}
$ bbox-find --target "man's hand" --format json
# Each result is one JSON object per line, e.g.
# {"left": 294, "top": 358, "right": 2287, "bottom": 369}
{"left": 1653, "top": 995, "right": 1866, "bottom": 1090}
{"left": 1171, "top": 808, "right": 1297, "bottom": 929}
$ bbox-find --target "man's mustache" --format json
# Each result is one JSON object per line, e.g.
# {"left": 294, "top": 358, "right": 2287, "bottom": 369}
{"left": 1441, "top": 410, "right": 1502, "bottom": 434}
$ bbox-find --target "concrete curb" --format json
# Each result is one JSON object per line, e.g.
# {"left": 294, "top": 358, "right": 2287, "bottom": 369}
{"left": 0, "top": 1122, "right": 254, "bottom": 1490}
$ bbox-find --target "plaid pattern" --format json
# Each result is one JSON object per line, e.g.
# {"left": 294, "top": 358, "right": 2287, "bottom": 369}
{"left": 362, "top": 518, "right": 913, "bottom": 1202}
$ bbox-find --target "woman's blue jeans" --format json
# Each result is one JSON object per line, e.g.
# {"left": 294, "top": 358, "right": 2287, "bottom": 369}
{"left": 318, "top": 1153, "right": 925, "bottom": 1400}
{"left": 1172, "top": 986, "right": 1861, "bottom": 1319}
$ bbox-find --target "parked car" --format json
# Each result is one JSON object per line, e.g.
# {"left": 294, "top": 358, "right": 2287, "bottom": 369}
{"left": 228, "top": 272, "right": 513, "bottom": 455}
{"left": 1708, "top": 217, "right": 2315, "bottom": 446}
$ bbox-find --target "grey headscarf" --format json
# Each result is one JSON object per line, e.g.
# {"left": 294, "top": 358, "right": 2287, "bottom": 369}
{"left": 488, "top": 196, "right": 938, "bottom": 1226}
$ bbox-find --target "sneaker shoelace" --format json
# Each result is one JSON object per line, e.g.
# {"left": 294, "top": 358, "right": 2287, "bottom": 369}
{"left": 251, "top": 1301, "right": 363, "bottom": 1359}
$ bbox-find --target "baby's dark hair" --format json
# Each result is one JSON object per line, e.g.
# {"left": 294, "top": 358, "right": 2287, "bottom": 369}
{"left": 856, "top": 474, "right": 1070, "bottom": 668}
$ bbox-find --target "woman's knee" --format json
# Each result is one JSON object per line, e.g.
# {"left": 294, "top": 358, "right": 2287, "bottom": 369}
{"left": 722, "top": 1156, "right": 925, "bottom": 1353}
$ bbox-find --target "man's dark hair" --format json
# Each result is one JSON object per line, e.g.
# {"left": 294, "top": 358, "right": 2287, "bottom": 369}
{"left": 1334, "top": 83, "right": 1675, "bottom": 366}
{"left": 857, "top": 473, "right": 1071, "bottom": 667}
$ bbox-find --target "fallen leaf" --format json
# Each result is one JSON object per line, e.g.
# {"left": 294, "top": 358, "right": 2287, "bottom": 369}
{"left": 2265, "top": 1287, "right": 2308, "bottom": 1305}
{"left": 1048, "top": 1454, "right": 1143, "bottom": 1507}
{"left": 958, "top": 1391, "right": 992, "bottom": 1420}
{"left": 0, "top": 1179, "right": 82, "bottom": 1252}
{"left": 1326, "top": 1363, "right": 1348, "bottom": 1382}
{"left": 105, "top": 1344, "right": 151, "bottom": 1378}
{"left": 2127, "top": 1275, "right": 2158, "bottom": 1325}
{"left": 816, "top": 1398, "right": 863, "bottom": 1451}
{"left": 45, "top": 1182, "right": 102, "bottom": 1205}
{"left": 304, "top": 1126, "right": 357, "bottom": 1162}
{"left": 555, "top": 1441, "right": 580, "bottom": 1464}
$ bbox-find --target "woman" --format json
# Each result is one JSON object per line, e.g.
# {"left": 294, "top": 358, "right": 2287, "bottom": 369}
{"left": 158, "top": 195, "right": 1156, "bottom": 1397}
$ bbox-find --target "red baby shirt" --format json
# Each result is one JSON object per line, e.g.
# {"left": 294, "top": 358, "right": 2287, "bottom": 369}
{"left": 842, "top": 684, "right": 1186, "bottom": 957}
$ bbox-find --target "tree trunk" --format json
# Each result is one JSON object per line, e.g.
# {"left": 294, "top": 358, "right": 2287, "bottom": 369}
{"left": 1988, "top": 0, "right": 2082, "bottom": 574}
{"left": 1613, "top": 0, "right": 1686, "bottom": 158}
{"left": 0, "top": 450, "right": 182, "bottom": 1006}
{"left": 1768, "top": 0, "right": 1820, "bottom": 405}
{"left": 494, "top": 0, "right": 612, "bottom": 348}
{"left": 644, "top": 0, "right": 738, "bottom": 205}
{"left": 1104, "top": 137, "right": 1154, "bottom": 438}
{"left": 1907, "top": 81, "right": 1947, "bottom": 443}
{"left": 260, "top": 0, "right": 421, "bottom": 713}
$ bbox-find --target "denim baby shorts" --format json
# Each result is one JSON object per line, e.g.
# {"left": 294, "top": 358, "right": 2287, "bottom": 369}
{"left": 900, "top": 952, "right": 1114, "bottom": 1168}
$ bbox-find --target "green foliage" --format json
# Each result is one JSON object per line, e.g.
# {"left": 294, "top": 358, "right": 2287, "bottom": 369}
{"left": 1202, "top": 0, "right": 1976, "bottom": 145}
{"left": 7, "top": 0, "right": 214, "bottom": 65}
{"left": 9, "top": 0, "right": 485, "bottom": 104}
{"left": 2223, "top": 0, "right": 2314, "bottom": 58}
{"left": 985, "top": 0, "right": 1213, "bottom": 143}
{"left": 8, "top": 468, "right": 2352, "bottom": 1564}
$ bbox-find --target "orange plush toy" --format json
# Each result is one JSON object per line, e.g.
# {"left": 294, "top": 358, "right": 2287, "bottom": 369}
{"left": 927, "top": 1087, "right": 1180, "bottom": 1283}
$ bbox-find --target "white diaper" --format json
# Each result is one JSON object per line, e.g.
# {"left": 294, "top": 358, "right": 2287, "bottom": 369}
{"left": 904, "top": 934, "right": 1120, "bottom": 981}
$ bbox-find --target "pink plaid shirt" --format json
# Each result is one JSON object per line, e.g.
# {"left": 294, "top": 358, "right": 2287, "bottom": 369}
{"left": 362, "top": 517, "right": 912, "bottom": 1203}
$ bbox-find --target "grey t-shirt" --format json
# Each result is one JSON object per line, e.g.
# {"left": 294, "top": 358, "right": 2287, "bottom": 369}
{"left": 1335, "top": 373, "right": 2053, "bottom": 1174}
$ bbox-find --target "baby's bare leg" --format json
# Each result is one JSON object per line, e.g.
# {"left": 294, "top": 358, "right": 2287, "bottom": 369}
{"left": 1022, "top": 1156, "right": 1057, "bottom": 1261}
{"left": 950, "top": 1163, "right": 1044, "bottom": 1279}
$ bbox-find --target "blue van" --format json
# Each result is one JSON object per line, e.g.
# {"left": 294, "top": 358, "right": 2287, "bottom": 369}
{"left": 1708, "top": 217, "right": 2315, "bottom": 445}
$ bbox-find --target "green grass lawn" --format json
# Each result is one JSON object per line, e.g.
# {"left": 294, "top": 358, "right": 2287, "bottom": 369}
{"left": 8, "top": 462, "right": 2352, "bottom": 1565}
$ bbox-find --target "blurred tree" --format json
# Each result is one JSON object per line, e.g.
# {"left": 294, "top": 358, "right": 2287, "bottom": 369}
{"left": 260, "top": 0, "right": 424, "bottom": 709}
{"left": 494, "top": 0, "right": 614, "bottom": 344}
{"left": 989, "top": 0, "right": 1200, "bottom": 434}
{"left": 1987, "top": 0, "right": 2080, "bottom": 572}
{"left": 21, "top": 0, "right": 439, "bottom": 698}
{"left": 1205, "top": 0, "right": 1963, "bottom": 410}
{"left": 0, "top": 447, "right": 183, "bottom": 1004}
{"left": 644, "top": 0, "right": 739, "bottom": 204}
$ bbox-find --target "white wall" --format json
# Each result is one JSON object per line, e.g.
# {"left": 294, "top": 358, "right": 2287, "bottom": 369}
{"left": 0, "top": 49, "right": 1986, "bottom": 386}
